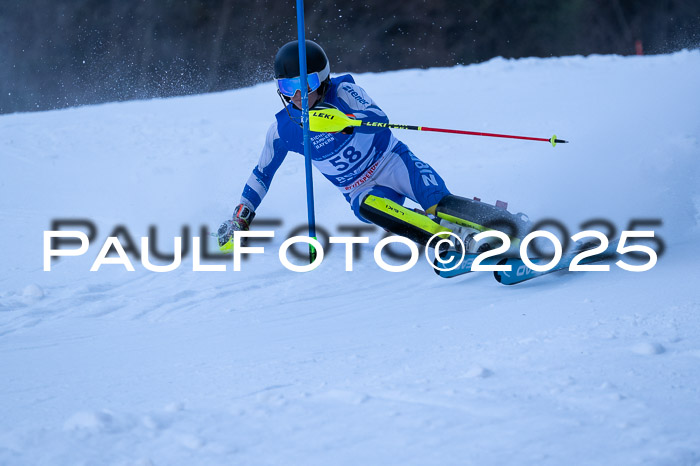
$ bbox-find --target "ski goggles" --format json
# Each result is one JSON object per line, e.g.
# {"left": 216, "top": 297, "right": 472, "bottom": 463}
{"left": 276, "top": 72, "right": 323, "bottom": 97}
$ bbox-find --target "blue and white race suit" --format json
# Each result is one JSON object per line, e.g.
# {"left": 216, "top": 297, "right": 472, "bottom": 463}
{"left": 240, "top": 74, "right": 450, "bottom": 222}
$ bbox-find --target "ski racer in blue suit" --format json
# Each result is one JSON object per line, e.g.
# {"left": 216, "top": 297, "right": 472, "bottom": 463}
{"left": 240, "top": 71, "right": 450, "bottom": 223}
{"left": 217, "top": 40, "right": 528, "bottom": 253}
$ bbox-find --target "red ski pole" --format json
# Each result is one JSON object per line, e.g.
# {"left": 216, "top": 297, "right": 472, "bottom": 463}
{"left": 310, "top": 107, "right": 569, "bottom": 147}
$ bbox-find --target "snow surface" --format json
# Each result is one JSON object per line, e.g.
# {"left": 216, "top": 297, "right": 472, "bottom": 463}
{"left": 1, "top": 51, "right": 700, "bottom": 465}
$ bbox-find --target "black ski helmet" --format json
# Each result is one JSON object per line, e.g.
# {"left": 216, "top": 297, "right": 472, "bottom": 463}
{"left": 274, "top": 40, "right": 330, "bottom": 97}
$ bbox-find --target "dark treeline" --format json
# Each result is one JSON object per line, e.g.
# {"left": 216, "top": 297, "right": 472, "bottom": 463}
{"left": 1, "top": 0, "right": 699, "bottom": 114}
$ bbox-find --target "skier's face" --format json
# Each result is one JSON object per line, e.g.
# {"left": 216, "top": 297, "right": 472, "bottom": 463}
{"left": 291, "top": 89, "right": 319, "bottom": 110}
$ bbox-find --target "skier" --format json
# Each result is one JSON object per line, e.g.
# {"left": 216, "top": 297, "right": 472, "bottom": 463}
{"left": 217, "top": 40, "right": 528, "bottom": 254}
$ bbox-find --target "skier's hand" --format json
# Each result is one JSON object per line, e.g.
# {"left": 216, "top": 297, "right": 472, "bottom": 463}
{"left": 340, "top": 113, "right": 356, "bottom": 134}
{"left": 217, "top": 204, "right": 255, "bottom": 252}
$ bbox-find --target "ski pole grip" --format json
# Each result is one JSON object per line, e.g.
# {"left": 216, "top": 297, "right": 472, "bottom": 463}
{"left": 309, "top": 108, "right": 359, "bottom": 133}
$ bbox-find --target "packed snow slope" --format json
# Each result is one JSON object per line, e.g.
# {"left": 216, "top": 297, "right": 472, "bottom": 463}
{"left": 2, "top": 51, "right": 700, "bottom": 465}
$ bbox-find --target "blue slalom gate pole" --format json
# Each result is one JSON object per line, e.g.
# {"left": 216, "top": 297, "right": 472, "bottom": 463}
{"left": 295, "top": 0, "right": 317, "bottom": 264}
